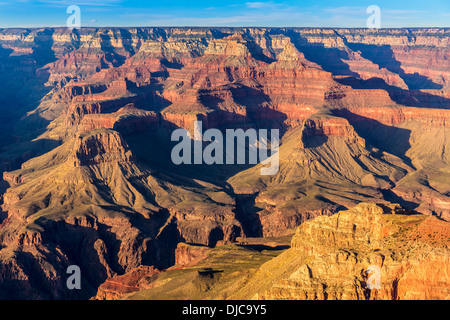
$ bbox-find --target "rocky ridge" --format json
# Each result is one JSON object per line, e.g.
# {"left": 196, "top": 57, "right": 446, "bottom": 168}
{"left": 230, "top": 203, "right": 450, "bottom": 300}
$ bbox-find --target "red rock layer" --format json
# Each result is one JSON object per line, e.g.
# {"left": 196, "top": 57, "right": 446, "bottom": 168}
{"left": 95, "top": 266, "right": 161, "bottom": 300}
{"left": 79, "top": 106, "right": 159, "bottom": 135}
{"left": 338, "top": 105, "right": 450, "bottom": 127}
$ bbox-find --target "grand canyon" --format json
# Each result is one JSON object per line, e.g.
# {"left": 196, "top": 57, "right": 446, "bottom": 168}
{"left": 0, "top": 26, "right": 449, "bottom": 300}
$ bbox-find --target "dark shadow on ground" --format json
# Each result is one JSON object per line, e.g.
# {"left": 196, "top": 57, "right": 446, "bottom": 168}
{"left": 0, "top": 30, "right": 62, "bottom": 173}
{"left": 236, "top": 244, "right": 290, "bottom": 252}
{"left": 286, "top": 30, "right": 359, "bottom": 77}
{"left": 233, "top": 194, "right": 264, "bottom": 238}
{"left": 303, "top": 134, "right": 329, "bottom": 149}
{"left": 344, "top": 42, "right": 443, "bottom": 90}
{"left": 0, "top": 138, "right": 61, "bottom": 173}
{"left": 379, "top": 190, "right": 420, "bottom": 211}
{"left": 284, "top": 31, "right": 449, "bottom": 109}
{"left": 335, "top": 76, "right": 450, "bottom": 109}
{"left": 332, "top": 109, "right": 414, "bottom": 166}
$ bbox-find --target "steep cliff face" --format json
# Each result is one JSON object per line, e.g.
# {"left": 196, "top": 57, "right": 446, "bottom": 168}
{"left": 231, "top": 203, "right": 450, "bottom": 300}
{"left": 95, "top": 266, "right": 161, "bottom": 300}
{"left": 257, "top": 44, "right": 336, "bottom": 125}
{"left": 78, "top": 104, "right": 159, "bottom": 135}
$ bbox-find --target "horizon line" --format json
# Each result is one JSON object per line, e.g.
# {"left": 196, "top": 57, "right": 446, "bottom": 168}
{"left": 0, "top": 26, "right": 449, "bottom": 30}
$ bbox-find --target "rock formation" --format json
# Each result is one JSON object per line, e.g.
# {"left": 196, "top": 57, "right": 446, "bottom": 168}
{"left": 230, "top": 203, "right": 450, "bottom": 300}
{"left": 0, "top": 27, "right": 449, "bottom": 299}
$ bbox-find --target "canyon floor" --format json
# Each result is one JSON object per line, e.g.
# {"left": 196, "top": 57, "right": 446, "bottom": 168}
{"left": 0, "top": 27, "right": 449, "bottom": 300}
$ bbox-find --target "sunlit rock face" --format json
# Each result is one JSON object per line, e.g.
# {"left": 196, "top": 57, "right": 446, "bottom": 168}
{"left": 0, "top": 27, "right": 449, "bottom": 299}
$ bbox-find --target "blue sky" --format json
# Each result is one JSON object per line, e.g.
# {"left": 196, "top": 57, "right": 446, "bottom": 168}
{"left": 0, "top": 0, "right": 448, "bottom": 28}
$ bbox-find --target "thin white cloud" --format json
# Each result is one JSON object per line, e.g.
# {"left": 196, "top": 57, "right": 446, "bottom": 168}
{"left": 246, "top": 2, "right": 281, "bottom": 9}
{"left": 38, "top": 0, "right": 121, "bottom": 6}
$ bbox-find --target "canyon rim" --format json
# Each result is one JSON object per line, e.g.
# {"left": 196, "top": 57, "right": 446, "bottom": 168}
{"left": 0, "top": 5, "right": 449, "bottom": 301}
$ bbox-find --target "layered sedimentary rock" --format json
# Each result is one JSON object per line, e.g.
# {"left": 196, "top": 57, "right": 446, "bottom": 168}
{"left": 0, "top": 27, "right": 449, "bottom": 299}
{"left": 95, "top": 266, "right": 161, "bottom": 300}
{"left": 229, "top": 113, "right": 413, "bottom": 236}
{"left": 231, "top": 203, "right": 450, "bottom": 300}
{"left": 78, "top": 104, "right": 159, "bottom": 135}
{"left": 0, "top": 128, "right": 242, "bottom": 299}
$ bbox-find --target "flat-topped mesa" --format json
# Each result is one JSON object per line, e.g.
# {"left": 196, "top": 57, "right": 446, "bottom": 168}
{"left": 103, "top": 78, "right": 134, "bottom": 97}
{"left": 161, "top": 79, "right": 289, "bottom": 134}
{"left": 300, "top": 116, "right": 366, "bottom": 148}
{"left": 161, "top": 112, "right": 204, "bottom": 134}
{"left": 55, "top": 81, "right": 108, "bottom": 102}
{"left": 78, "top": 104, "right": 159, "bottom": 135}
{"left": 70, "top": 79, "right": 134, "bottom": 103}
{"left": 70, "top": 129, "right": 134, "bottom": 167}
